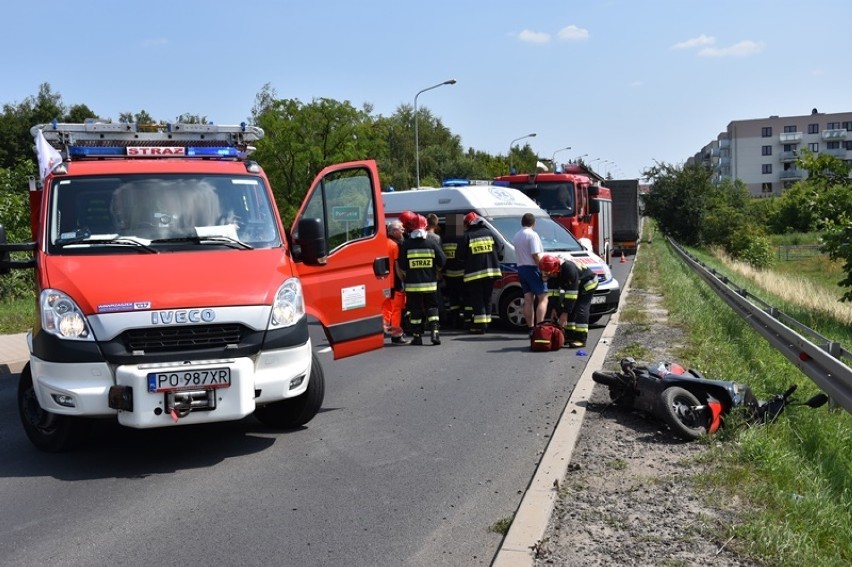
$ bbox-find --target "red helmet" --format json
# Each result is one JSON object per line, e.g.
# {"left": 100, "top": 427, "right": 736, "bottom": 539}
{"left": 463, "top": 211, "right": 480, "bottom": 227}
{"left": 414, "top": 214, "right": 428, "bottom": 231}
{"left": 539, "top": 255, "right": 561, "bottom": 276}
{"left": 399, "top": 210, "right": 418, "bottom": 232}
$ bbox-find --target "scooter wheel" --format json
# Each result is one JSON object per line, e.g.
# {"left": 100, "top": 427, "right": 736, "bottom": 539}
{"left": 660, "top": 386, "right": 710, "bottom": 441}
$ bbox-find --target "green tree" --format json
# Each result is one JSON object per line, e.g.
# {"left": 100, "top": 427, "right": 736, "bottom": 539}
{"left": 251, "top": 96, "right": 382, "bottom": 224}
{"left": 0, "top": 83, "right": 67, "bottom": 168}
{"left": 0, "top": 159, "right": 38, "bottom": 298}
{"left": 642, "top": 162, "right": 712, "bottom": 245}
{"left": 792, "top": 149, "right": 852, "bottom": 300}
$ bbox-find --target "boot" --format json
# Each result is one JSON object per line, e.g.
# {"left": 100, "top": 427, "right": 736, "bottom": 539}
{"left": 411, "top": 334, "right": 423, "bottom": 346}
{"left": 431, "top": 328, "right": 441, "bottom": 345}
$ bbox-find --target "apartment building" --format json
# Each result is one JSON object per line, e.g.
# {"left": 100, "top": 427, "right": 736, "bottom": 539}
{"left": 689, "top": 109, "right": 852, "bottom": 197}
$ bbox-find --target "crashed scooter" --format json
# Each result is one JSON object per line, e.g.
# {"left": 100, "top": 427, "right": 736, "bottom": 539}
{"left": 592, "top": 358, "right": 828, "bottom": 441}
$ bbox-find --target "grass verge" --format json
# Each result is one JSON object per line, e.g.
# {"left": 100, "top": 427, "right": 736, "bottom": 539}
{"left": 0, "top": 296, "right": 35, "bottom": 334}
{"left": 638, "top": 222, "right": 851, "bottom": 566}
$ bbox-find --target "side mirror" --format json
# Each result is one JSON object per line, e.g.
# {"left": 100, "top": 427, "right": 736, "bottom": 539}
{"left": 589, "top": 199, "right": 600, "bottom": 214}
{"left": 296, "top": 217, "right": 327, "bottom": 265}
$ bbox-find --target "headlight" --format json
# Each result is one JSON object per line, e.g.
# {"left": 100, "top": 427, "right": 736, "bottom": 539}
{"left": 40, "top": 289, "right": 94, "bottom": 340}
{"left": 270, "top": 278, "right": 305, "bottom": 328}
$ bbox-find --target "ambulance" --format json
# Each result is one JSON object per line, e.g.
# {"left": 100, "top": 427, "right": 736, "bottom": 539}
{"left": 382, "top": 185, "right": 620, "bottom": 331}
{"left": 0, "top": 122, "right": 391, "bottom": 451}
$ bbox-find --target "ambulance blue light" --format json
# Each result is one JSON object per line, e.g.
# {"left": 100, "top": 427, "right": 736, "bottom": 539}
{"left": 68, "top": 146, "right": 126, "bottom": 157}
{"left": 186, "top": 146, "right": 240, "bottom": 157}
{"left": 442, "top": 178, "right": 471, "bottom": 187}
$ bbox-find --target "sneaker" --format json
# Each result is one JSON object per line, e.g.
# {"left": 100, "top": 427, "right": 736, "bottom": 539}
{"left": 411, "top": 335, "right": 423, "bottom": 346}
{"left": 391, "top": 335, "right": 410, "bottom": 345}
{"left": 431, "top": 329, "right": 441, "bottom": 345}
{"left": 528, "top": 328, "right": 535, "bottom": 338}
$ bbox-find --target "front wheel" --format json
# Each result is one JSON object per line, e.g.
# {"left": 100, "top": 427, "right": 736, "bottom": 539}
{"left": 18, "top": 364, "right": 89, "bottom": 452}
{"left": 254, "top": 352, "right": 325, "bottom": 429}
{"left": 660, "top": 386, "right": 709, "bottom": 441}
{"left": 498, "top": 287, "right": 526, "bottom": 332}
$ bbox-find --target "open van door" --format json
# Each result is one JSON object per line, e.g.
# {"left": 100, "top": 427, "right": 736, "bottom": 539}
{"left": 291, "top": 160, "right": 391, "bottom": 359}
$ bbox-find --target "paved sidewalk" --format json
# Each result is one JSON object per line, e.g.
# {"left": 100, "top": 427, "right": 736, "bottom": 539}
{"left": 0, "top": 333, "right": 29, "bottom": 375}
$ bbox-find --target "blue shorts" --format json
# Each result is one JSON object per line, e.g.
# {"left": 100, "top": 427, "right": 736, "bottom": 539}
{"left": 517, "top": 265, "right": 547, "bottom": 295}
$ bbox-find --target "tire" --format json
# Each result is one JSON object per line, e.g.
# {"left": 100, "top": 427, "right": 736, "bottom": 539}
{"left": 498, "top": 287, "right": 526, "bottom": 332}
{"left": 254, "top": 352, "right": 325, "bottom": 429}
{"left": 660, "top": 386, "right": 709, "bottom": 441}
{"left": 17, "top": 364, "right": 88, "bottom": 452}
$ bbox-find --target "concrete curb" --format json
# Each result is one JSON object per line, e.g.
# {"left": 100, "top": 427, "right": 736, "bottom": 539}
{"left": 492, "top": 264, "right": 636, "bottom": 566}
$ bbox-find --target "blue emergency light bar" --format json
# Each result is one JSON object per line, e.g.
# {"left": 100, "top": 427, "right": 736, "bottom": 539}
{"left": 67, "top": 146, "right": 242, "bottom": 158}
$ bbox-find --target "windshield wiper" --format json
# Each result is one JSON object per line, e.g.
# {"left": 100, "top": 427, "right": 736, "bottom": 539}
{"left": 56, "top": 235, "right": 158, "bottom": 254}
{"left": 150, "top": 235, "right": 253, "bottom": 250}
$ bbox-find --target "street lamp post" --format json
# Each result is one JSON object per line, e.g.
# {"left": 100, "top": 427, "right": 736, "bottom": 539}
{"left": 572, "top": 153, "right": 588, "bottom": 163}
{"left": 550, "top": 146, "right": 572, "bottom": 168}
{"left": 509, "top": 133, "right": 537, "bottom": 173}
{"left": 415, "top": 79, "right": 456, "bottom": 188}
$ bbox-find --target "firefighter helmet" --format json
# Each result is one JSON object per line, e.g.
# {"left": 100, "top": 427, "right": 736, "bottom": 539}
{"left": 463, "top": 211, "right": 480, "bottom": 227}
{"left": 399, "top": 210, "right": 418, "bottom": 232}
{"left": 414, "top": 214, "right": 428, "bottom": 231}
{"left": 539, "top": 254, "right": 561, "bottom": 276}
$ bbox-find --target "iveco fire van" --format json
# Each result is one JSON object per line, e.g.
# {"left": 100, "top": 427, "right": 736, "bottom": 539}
{"left": 0, "top": 122, "right": 391, "bottom": 451}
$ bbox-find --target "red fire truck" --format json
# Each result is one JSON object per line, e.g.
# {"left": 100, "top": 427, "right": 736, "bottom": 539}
{"left": 493, "top": 171, "right": 613, "bottom": 265}
{"left": 0, "top": 121, "right": 391, "bottom": 451}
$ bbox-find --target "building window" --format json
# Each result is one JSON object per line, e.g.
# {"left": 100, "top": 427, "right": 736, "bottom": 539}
{"left": 843, "top": 121, "right": 852, "bottom": 131}
{"left": 783, "top": 125, "right": 797, "bottom": 133}
{"left": 808, "top": 123, "right": 819, "bottom": 134}
{"left": 762, "top": 164, "right": 772, "bottom": 174}
{"left": 845, "top": 141, "right": 852, "bottom": 151}
{"left": 827, "top": 141, "right": 840, "bottom": 150}
{"left": 761, "top": 127, "right": 772, "bottom": 137}
{"left": 762, "top": 145, "right": 772, "bottom": 156}
{"left": 762, "top": 182, "right": 773, "bottom": 193}
{"left": 809, "top": 142, "right": 819, "bottom": 152}
{"left": 783, "top": 144, "right": 797, "bottom": 152}
{"left": 827, "top": 121, "right": 841, "bottom": 130}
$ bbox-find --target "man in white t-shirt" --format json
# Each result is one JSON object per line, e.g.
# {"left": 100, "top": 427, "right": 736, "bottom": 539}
{"left": 512, "top": 212, "right": 549, "bottom": 336}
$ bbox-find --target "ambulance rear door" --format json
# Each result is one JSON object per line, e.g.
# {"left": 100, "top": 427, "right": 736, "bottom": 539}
{"left": 292, "top": 160, "right": 391, "bottom": 359}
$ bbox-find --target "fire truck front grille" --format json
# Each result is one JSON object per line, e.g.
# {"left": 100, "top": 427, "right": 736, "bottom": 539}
{"left": 122, "top": 324, "right": 244, "bottom": 352}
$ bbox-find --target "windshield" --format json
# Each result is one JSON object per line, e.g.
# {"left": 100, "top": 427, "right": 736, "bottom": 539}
{"left": 47, "top": 174, "right": 281, "bottom": 253}
{"left": 508, "top": 181, "right": 575, "bottom": 216}
{"left": 487, "top": 216, "right": 584, "bottom": 253}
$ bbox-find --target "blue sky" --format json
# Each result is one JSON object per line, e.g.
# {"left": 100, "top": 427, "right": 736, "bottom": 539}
{"left": 3, "top": 0, "right": 850, "bottom": 180}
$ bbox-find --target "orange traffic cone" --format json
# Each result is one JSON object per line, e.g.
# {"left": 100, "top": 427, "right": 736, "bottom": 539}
{"left": 620, "top": 251, "right": 626, "bottom": 263}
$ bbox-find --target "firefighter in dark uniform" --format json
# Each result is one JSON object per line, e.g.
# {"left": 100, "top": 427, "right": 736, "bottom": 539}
{"left": 398, "top": 214, "right": 447, "bottom": 345}
{"left": 440, "top": 213, "right": 466, "bottom": 329}
{"left": 539, "top": 254, "right": 598, "bottom": 347}
{"left": 457, "top": 212, "right": 504, "bottom": 334}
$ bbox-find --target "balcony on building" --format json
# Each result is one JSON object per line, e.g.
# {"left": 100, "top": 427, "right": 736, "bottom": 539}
{"left": 822, "top": 129, "right": 848, "bottom": 141}
{"left": 779, "top": 150, "right": 798, "bottom": 162}
{"left": 720, "top": 156, "right": 731, "bottom": 166}
{"left": 824, "top": 148, "right": 848, "bottom": 158}
{"left": 779, "top": 131, "right": 803, "bottom": 143}
{"left": 779, "top": 169, "right": 803, "bottom": 180}
{"left": 719, "top": 138, "right": 730, "bottom": 149}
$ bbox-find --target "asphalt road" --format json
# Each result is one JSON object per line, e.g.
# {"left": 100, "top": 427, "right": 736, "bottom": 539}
{"left": 0, "top": 258, "right": 631, "bottom": 567}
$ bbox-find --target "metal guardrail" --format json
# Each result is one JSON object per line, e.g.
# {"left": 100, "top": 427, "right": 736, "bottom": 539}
{"left": 668, "top": 238, "right": 852, "bottom": 414}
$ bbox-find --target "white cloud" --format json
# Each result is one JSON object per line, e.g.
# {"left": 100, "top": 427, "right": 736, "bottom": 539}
{"left": 698, "top": 40, "right": 765, "bottom": 57}
{"left": 629, "top": 80, "right": 643, "bottom": 88}
{"left": 557, "top": 25, "right": 589, "bottom": 42}
{"left": 672, "top": 34, "right": 715, "bottom": 50}
{"left": 518, "top": 29, "right": 551, "bottom": 44}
